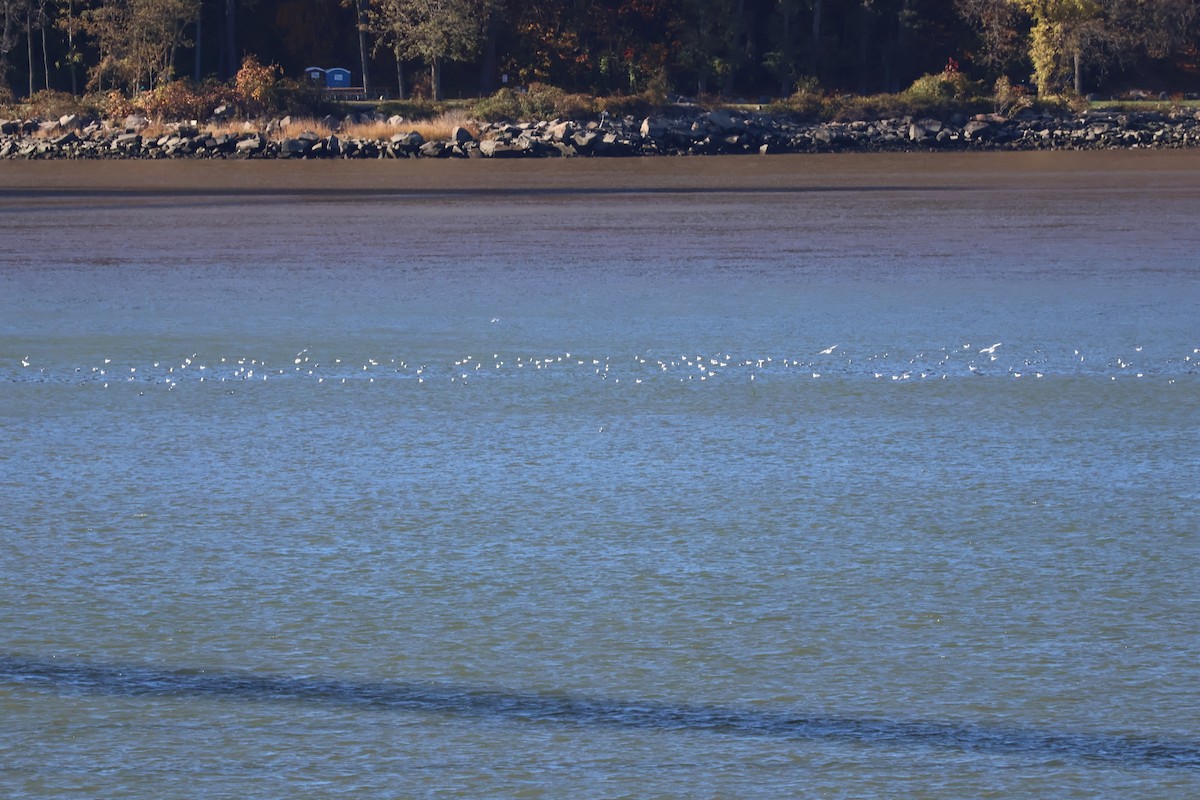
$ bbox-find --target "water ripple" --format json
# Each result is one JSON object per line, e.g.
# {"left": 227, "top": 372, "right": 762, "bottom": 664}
{"left": 4, "top": 343, "right": 1199, "bottom": 388}
{"left": 3, "top": 655, "right": 1197, "bottom": 770}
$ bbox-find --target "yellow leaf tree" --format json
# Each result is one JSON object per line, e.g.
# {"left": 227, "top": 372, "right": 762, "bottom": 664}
{"left": 1011, "top": 0, "right": 1102, "bottom": 95}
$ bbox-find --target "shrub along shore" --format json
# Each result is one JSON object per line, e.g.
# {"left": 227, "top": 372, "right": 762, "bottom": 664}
{"left": 5, "top": 106, "right": 1200, "bottom": 160}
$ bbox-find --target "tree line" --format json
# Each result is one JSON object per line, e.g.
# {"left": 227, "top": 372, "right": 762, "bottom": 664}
{"left": 1, "top": 0, "right": 1197, "bottom": 105}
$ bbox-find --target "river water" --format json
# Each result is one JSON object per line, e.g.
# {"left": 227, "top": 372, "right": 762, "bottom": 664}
{"left": 1, "top": 153, "right": 1198, "bottom": 798}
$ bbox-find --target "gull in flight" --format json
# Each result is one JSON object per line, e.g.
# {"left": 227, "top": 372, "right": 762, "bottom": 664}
{"left": 819, "top": 344, "right": 838, "bottom": 355}
{"left": 978, "top": 342, "right": 1002, "bottom": 355}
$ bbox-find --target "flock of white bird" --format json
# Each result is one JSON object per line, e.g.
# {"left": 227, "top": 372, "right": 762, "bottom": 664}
{"left": 7, "top": 342, "right": 1199, "bottom": 390}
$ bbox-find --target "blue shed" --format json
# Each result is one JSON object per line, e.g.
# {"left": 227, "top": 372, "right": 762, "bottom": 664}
{"left": 325, "top": 68, "right": 352, "bottom": 88}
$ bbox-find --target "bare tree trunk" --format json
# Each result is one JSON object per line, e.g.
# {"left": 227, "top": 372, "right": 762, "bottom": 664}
{"left": 857, "top": 0, "right": 872, "bottom": 94}
{"left": 66, "top": 0, "right": 77, "bottom": 94}
{"left": 779, "top": 0, "right": 792, "bottom": 95}
{"left": 355, "top": 0, "right": 370, "bottom": 94}
{"left": 194, "top": 0, "right": 202, "bottom": 81}
{"left": 1, "top": 0, "right": 13, "bottom": 93}
{"left": 39, "top": 0, "right": 46, "bottom": 90}
{"left": 810, "top": 0, "right": 823, "bottom": 79}
{"left": 721, "top": 0, "right": 745, "bottom": 96}
{"left": 25, "top": 0, "right": 32, "bottom": 95}
{"left": 224, "top": 0, "right": 235, "bottom": 79}
{"left": 478, "top": 16, "right": 497, "bottom": 95}
{"left": 394, "top": 46, "right": 404, "bottom": 100}
{"left": 431, "top": 55, "right": 441, "bottom": 101}
{"left": 1073, "top": 50, "right": 1082, "bottom": 95}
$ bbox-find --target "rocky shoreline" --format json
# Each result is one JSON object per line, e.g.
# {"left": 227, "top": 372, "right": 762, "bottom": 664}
{"left": 5, "top": 107, "right": 1200, "bottom": 160}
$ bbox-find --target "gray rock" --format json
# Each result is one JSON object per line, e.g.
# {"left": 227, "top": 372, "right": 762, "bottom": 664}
{"left": 419, "top": 140, "right": 448, "bottom": 157}
{"left": 706, "top": 109, "right": 739, "bottom": 132}
{"left": 547, "top": 121, "right": 573, "bottom": 141}
{"left": 451, "top": 126, "right": 475, "bottom": 145}
{"left": 390, "top": 131, "right": 424, "bottom": 147}
{"left": 813, "top": 125, "right": 836, "bottom": 144}
{"left": 235, "top": 135, "right": 264, "bottom": 153}
{"left": 963, "top": 120, "right": 991, "bottom": 140}
{"left": 572, "top": 130, "right": 597, "bottom": 151}
{"left": 279, "top": 138, "right": 311, "bottom": 156}
{"left": 479, "top": 139, "right": 525, "bottom": 158}
{"left": 124, "top": 115, "right": 150, "bottom": 132}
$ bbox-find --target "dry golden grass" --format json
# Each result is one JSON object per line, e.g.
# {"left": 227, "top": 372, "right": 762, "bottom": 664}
{"left": 261, "top": 110, "right": 479, "bottom": 141}
{"left": 25, "top": 109, "right": 482, "bottom": 142}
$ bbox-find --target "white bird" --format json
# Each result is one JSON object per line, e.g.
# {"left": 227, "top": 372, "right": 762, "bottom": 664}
{"left": 979, "top": 342, "right": 1002, "bottom": 355}
{"left": 819, "top": 344, "right": 838, "bottom": 355}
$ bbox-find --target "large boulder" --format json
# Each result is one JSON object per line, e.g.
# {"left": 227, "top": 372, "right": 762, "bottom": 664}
{"left": 547, "top": 120, "right": 574, "bottom": 141}
{"left": 419, "top": 140, "right": 448, "bottom": 157}
{"left": 235, "top": 134, "right": 265, "bottom": 153}
{"left": 479, "top": 138, "right": 526, "bottom": 158}
{"left": 963, "top": 119, "right": 992, "bottom": 140}
{"left": 279, "top": 138, "right": 311, "bottom": 157}
{"left": 390, "top": 130, "right": 424, "bottom": 147}
{"left": 706, "top": 109, "right": 740, "bottom": 133}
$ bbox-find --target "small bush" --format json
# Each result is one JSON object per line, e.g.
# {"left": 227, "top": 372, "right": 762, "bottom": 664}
{"left": 473, "top": 84, "right": 599, "bottom": 122}
{"left": 768, "top": 87, "right": 826, "bottom": 120}
{"left": 140, "top": 80, "right": 236, "bottom": 122}
{"left": 234, "top": 54, "right": 281, "bottom": 116}
{"left": 516, "top": 83, "right": 569, "bottom": 119}
{"left": 766, "top": 76, "right": 831, "bottom": 120}
{"left": 594, "top": 92, "right": 656, "bottom": 119}
{"left": 824, "top": 92, "right": 916, "bottom": 121}
{"left": 92, "top": 90, "right": 138, "bottom": 121}
{"left": 22, "top": 89, "right": 94, "bottom": 119}
{"left": 993, "top": 75, "right": 1032, "bottom": 118}
{"left": 376, "top": 98, "right": 445, "bottom": 121}
{"left": 0, "top": 82, "right": 17, "bottom": 114}
{"left": 905, "top": 72, "right": 977, "bottom": 105}
{"left": 472, "top": 88, "right": 522, "bottom": 121}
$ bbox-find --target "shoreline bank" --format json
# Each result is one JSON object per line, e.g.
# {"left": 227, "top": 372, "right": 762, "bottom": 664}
{"left": 5, "top": 150, "right": 1200, "bottom": 202}
{"left": 5, "top": 108, "right": 1200, "bottom": 161}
